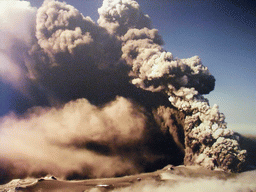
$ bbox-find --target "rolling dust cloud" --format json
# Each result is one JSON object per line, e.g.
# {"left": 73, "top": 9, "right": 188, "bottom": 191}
{"left": 0, "top": 0, "right": 251, "bottom": 184}
{"left": 110, "top": 170, "right": 256, "bottom": 192}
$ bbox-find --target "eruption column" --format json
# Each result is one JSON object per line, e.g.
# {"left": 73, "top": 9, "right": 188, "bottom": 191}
{"left": 0, "top": 0, "right": 248, "bottom": 184}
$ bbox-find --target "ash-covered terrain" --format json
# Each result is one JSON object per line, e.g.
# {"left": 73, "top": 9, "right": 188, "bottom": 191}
{"left": 0, "top": 165, "right": 256, "bottom": 192}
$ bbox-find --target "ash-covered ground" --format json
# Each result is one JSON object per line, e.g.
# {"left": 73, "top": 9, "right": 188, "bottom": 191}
{"left": 0, "top": 165, "right": 256, "bottom": 192}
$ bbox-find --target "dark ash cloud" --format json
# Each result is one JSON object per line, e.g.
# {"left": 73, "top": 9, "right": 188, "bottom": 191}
{"left": 0, "top": 0, "right": 250, "bottom": 184}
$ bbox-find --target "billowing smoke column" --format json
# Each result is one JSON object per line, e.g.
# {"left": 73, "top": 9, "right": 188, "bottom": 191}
{"left": 0, "top": 0, "right": 247, "bottom": 184}
{"left": 99, "top": 0, "right": 246, "bottom": 171}
{"left": 121, "top": 26, "right": 246, "bottom": 171}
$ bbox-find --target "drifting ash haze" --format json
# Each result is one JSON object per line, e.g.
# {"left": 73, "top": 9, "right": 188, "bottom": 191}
{"left": 0, "top": 0, "right": 254, "bottom": 187}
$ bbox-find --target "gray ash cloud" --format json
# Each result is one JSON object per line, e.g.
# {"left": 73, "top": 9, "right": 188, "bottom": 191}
{"left": 0, "top": 0, "right": 248, "bottom": 184}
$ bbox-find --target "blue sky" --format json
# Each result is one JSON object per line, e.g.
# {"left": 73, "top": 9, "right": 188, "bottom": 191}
{"left": 3, "top": 0, "right": 256, "bottom": 135}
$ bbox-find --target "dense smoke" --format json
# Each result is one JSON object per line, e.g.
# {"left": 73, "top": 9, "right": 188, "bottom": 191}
{"left": 0, "top": 0, "right": 36, "bottom": 87}
{"left": 0, "top": 97, "right": 149, "bottom": 181}
{"left": 0, "top": 0, "right": 249, "bottom": 184}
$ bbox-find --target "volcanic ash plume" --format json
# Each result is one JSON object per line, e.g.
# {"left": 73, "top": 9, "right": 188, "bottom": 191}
{"left": 0, "top": 0, "right": 36, "bottom": 87}
{"left": 98, "top": 0, "right": 151, "bottom": 35}
{"left": 113, "top": 0, "right": 246, "bottom": 171}
{"left": 0, "top": 97, "right": 150, "bottom": 182}
{"left": 0, "top": 0, "right": 248, "bottom": 184}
